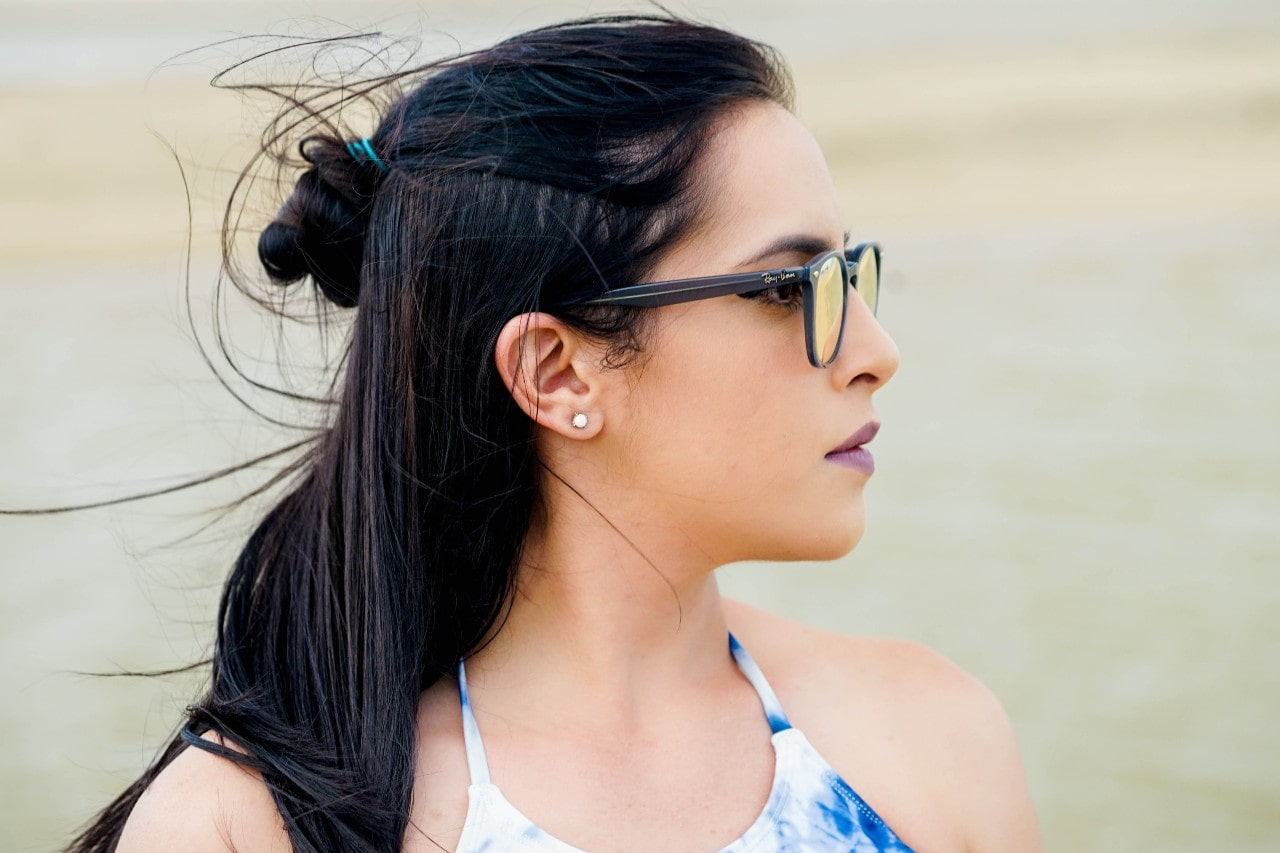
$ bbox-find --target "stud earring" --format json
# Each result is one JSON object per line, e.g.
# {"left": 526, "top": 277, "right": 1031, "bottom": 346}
{"left": 571, "top": 413, "right": 589, "bottom": 429}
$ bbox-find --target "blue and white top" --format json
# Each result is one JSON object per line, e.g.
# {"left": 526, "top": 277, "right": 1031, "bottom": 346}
{"left": 454, "top": 633, "right": 915, "bottom": 852}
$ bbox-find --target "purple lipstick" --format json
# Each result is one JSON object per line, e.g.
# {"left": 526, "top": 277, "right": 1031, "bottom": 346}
{"left": 824, "top": 420, "right": 879, "bottom": 474}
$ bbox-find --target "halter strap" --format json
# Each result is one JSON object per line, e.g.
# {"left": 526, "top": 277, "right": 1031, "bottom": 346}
{"left": 728, "top": 632, "right": 793, "bottom": 734}
{"left": 456, "top": 658, "right": 492, "bottom": 785}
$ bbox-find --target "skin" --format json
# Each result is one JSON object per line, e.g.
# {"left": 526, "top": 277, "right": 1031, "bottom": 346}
{"left": 118, "top": 101, "right": 1041, "bottom": 852}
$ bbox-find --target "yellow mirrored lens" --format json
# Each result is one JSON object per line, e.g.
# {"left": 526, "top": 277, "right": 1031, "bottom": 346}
{"left": 813, "top": 255, "right": 844, "bottom": 363}
{"left": 857, "top": 248, "right": 879, "bottom": 315}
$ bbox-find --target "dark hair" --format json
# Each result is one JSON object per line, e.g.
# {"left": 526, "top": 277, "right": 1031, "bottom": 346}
{"left": 68, "top": 13, "right": 792, "bottom": 852}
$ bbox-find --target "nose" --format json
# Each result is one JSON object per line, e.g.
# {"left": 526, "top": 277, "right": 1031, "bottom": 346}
{"left": 830, "top": 288, "right": 899, "bottom": 392}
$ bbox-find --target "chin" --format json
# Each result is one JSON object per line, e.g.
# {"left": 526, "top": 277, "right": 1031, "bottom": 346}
{"left": 812, "top": 521, "right": 865, "bottom": 561}
{"left": 808, "top": 493, "right": 867, "bottom": 558}
{"left": 769, "top": 507, "right": 866, "bottom": 562}
{"left": 731, "top": 494, "right": 867, "bottom": 562}
{"left": 827, "top": 495, "right": 870, "bottom": 557}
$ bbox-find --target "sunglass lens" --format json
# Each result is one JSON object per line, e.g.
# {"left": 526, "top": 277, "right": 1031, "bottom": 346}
{"left": 856, "top": 247, "right": 879, "bottom": 316}
{"left": 813, "top": 254, "right": 845, "bottom": 365}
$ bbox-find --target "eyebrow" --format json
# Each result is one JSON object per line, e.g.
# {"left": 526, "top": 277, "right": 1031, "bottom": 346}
{"left": 739, "top": 230, "right": 851, "bottom": 269}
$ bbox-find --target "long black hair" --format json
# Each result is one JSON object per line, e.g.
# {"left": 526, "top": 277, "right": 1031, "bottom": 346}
{"left": 67, "top": 13, "right": 792, "bottom": 852}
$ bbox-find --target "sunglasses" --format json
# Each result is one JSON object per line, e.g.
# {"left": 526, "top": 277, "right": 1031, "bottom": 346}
{"left": 577, "top": 242, "right": 881, "bottom": 368}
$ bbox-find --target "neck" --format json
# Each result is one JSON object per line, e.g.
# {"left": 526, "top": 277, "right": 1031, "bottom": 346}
{"left": 465, "top": 480, "right": 735, "bottom": 726}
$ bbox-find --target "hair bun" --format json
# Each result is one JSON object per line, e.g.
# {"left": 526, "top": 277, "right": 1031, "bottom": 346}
{"left": 257, "top": 149, "right": 371, "bottom": 308}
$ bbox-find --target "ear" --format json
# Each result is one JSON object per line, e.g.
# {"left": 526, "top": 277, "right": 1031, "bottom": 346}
{"left": 494, "top": 312, "right": 604, "bottom": 439}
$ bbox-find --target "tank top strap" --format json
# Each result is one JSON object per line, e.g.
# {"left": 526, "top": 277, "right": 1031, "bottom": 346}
{"left": 456, "top": 658, "right": 492, "bottom": 785}
{"left": 728, "top": 632, "right": 793, "bottom": 734}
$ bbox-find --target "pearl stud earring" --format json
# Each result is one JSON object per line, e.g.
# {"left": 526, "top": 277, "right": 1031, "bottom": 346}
{"left": 571, "top": 413, "right": 589, "bottom": 429}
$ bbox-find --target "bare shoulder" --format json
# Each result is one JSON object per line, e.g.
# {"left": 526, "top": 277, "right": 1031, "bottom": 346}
{"left": 725, "top": 597, "right": 977, "bottom": 691}
{"left": 117, "top": 732, "right": 290, "bottom": 853}
{"left": 725, "top": 598, "right": 965, "bottom": 689}
{"left": 724, "top": 598, "right": 1042, "bottom": 852}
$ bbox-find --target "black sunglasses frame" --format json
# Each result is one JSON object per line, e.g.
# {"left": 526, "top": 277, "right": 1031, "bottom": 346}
{"left": 578, "top": 241, "right": 881, "bottom": 368}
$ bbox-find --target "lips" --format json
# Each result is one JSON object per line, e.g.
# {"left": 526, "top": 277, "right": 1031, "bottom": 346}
{"left": 824, "top": 421, "right": 879, "bottom": 475}
{"left": 827, "top": 420, "right": 879, "bottom": 456}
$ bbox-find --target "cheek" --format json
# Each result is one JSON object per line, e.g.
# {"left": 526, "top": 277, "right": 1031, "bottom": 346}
{"left": 624, "top": 307, "right": 817, "bottom": 519}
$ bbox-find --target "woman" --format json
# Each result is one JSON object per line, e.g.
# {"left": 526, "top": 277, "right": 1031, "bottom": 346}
{"left": 74, "top": 14, "right": 1040, "bottom": 852}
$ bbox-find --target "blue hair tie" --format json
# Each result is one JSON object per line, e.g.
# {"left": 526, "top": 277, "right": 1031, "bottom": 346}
{"left": 346, "top": 137, "right": 389, "bottom": 174}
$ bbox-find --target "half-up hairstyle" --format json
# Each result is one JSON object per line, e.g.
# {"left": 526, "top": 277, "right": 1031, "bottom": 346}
{"left": 69, "top": 13, "right": 792, "bottom": 852}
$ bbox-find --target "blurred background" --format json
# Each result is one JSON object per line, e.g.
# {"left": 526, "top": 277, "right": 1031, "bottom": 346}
{"left": 2, "top": 0, "right": 1277, "bottom": 850}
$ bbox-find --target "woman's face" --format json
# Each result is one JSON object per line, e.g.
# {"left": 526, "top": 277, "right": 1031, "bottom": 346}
{"left": 604, "top": 100, "right": 900, "bottom": 566}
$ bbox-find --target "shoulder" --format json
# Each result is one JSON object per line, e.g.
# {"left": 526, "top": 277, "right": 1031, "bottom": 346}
{"left": 723, "top": 597, "right": 986, "bottom": 713}
{"left": 117, "top": 732, "right": 291, "bottom": 853}
{"left": 724, "top": 598, "right": 1042, "bottom": 852}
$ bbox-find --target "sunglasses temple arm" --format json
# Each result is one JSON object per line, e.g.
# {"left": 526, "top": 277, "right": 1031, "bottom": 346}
{"left": 580, "top": 271, "right": 792, "bottom": 307}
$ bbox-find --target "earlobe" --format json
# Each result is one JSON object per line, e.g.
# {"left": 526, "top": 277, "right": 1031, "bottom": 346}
{"left": 494, "top": 313, "right": 602, "bottom": 438}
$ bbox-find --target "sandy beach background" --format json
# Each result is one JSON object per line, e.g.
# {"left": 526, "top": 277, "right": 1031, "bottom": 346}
{"left": 2, "top": 1, "right": 1278, "bottom": 850}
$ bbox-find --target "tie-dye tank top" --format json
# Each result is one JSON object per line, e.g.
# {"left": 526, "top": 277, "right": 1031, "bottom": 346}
{"left": 454, "top": 633, "right": 915, "bottom": 852}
